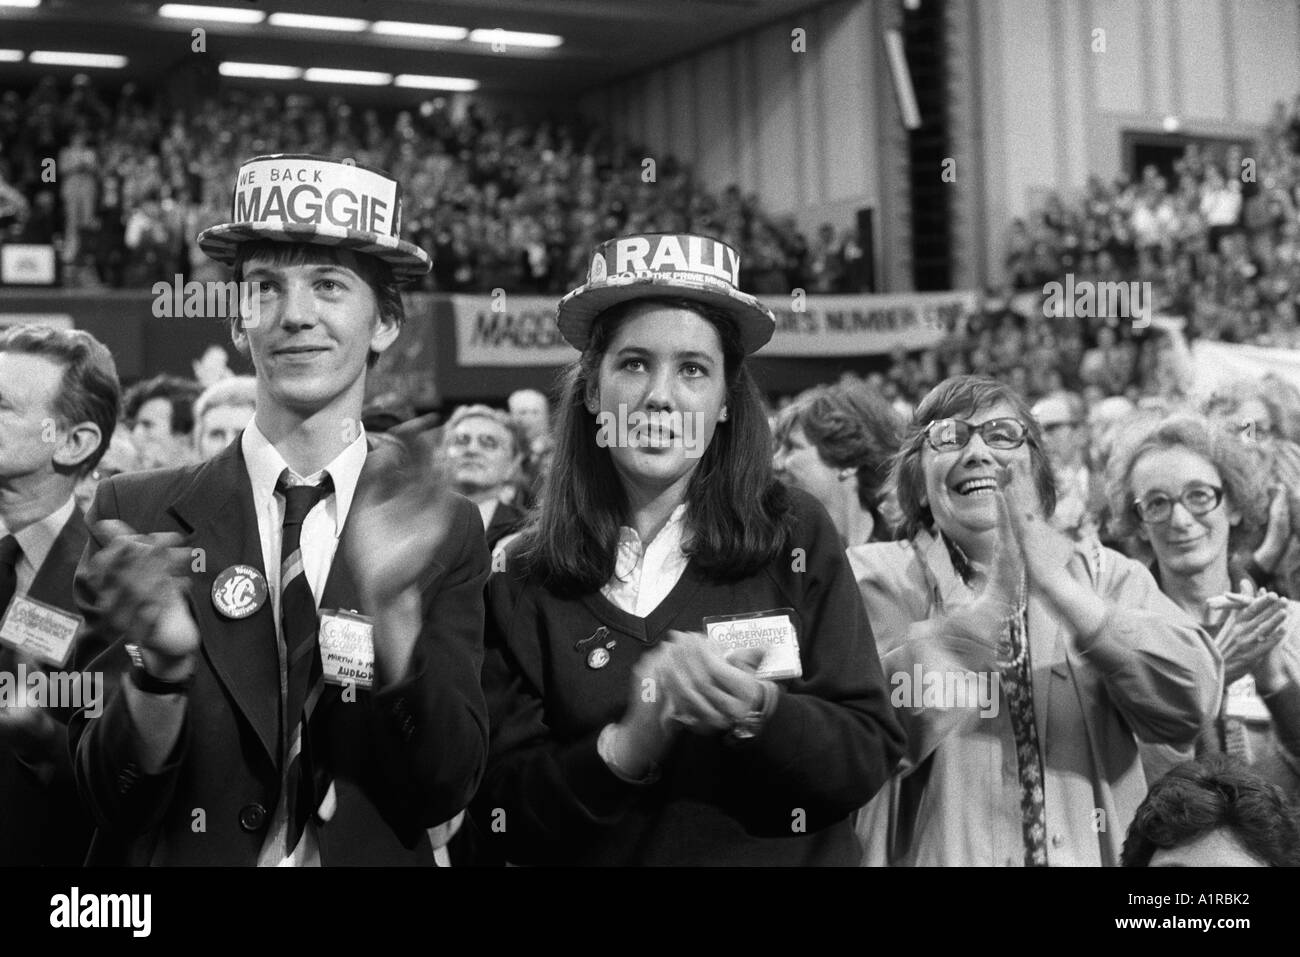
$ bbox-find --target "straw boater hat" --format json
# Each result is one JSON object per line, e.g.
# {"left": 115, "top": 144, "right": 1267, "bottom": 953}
{"left": 556, "top": 232, "right": 775, "bottom": 355}
{"left": 197, "top": 153, "right": 431, "bottom": 282}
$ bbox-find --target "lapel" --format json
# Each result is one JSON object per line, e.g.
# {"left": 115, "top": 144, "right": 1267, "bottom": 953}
{"left": 913, "top": 530, "right": 969, "bottom": 615}
{"left": 27, "top": 503, "right": 89, "bottom": 612}
{"left": 318, "top": 518, "right": 360, "bottom": 618}
{"left": 484, "top": 501, "right": 522, "bottom": 544}
{"left": 316, "top": 432, "right": 387, "bottom": 618}
{"left": 1027, "top": 535, "right": 1076, "bottom": 752}
{"left": 169, "top": 440, "right": 280, "bottom": 766}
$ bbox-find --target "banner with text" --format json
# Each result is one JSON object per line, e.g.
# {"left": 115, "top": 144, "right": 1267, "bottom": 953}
{"left": 1191, "top": 340, "right": 1300, "bottom": 395}
{"left": 760, "top": 291, "right": 976, "bottom": 357}
{"left": 453, "top": 290, "right": 978, "bottom": 366}
{"left": 454, "top": 294, "right": 573, "bottom": 367}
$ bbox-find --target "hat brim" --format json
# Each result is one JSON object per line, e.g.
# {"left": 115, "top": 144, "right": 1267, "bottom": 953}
{"left": 557, "top": 279, "right": 775, "bottom": 354}
{"left": 197, "top": 221, "right": 431, "bottom": 283}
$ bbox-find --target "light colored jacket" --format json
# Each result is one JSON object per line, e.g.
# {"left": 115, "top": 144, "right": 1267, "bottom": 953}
{"left": 848, "top": 530, "right": 1223, "bottom": 866}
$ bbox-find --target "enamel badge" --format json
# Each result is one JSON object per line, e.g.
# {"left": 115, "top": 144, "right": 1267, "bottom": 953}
{"left": 211, "top": 565, "right": 268, "bottom": 619}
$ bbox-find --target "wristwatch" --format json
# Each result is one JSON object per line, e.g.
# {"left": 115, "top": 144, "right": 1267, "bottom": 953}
{"left": 124, "top": 643, "right": 194, "bottom": 695}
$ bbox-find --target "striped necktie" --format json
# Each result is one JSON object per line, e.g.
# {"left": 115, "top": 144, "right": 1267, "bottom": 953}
{"left": 276, "top": 471, "right": 334, "bottom": 850}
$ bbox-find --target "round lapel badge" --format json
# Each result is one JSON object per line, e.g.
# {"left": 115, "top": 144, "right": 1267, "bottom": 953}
{"left": 587, "top": 647, "right": 611, "bottom": 670}
{"left": 212, "top": 564, "right": 268, "bottom": 619}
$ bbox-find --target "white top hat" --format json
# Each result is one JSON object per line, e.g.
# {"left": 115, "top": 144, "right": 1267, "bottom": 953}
{"left": 556, "top": 232, "right": 775, "bottom": 354}
{"left": 197, "top": 153, "right": 431, "bottom": 283}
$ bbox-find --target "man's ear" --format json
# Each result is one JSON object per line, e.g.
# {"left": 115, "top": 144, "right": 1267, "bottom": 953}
{"left": 230, "top": 315, "right": 251, "bottom": 357}
{"left": 369, "top": 310, "right": 401, "bottom": 356}
{"left": 52, "top": 421, "right": 102, "bottom": 472}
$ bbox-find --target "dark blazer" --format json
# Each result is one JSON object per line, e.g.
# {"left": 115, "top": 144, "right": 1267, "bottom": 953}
{"left": 0, "top": 504, "right": 96, "bottom": 867}
{"left": 68, "top": 436, "right": 490, "bottom": 865}
{"left": 484, "top": 500, "right": 527, "bottom": 552}
{"left": 475, "top": 489, "right": 905, "bottom": 865}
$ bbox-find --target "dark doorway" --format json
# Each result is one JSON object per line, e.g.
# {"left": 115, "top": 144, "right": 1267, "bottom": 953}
{"left": 1122, "top": 130, "right": 1253, "bottom": 188}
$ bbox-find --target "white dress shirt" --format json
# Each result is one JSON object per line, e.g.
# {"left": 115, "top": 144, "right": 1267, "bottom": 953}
{"left": 1, "top": 496, "right": 77, "bottom": 597}
{"left": 600, "top": 503, "right": 691, "bottom": 618}
{"left": 476, "top": 498, "right": 500, "bottom": 534}
{"left": 241, "top": 419, "right": 367, "bottom": 867}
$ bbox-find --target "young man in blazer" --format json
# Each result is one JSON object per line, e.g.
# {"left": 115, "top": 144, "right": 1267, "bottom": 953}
{"left": 69, "top": 155, "right": 490, "bottom": 865}
{"left": 0, "top": 325, "right": 120, "bottom": 866}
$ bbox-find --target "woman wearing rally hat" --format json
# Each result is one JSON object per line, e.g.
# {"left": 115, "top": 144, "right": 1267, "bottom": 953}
{"left": 473, "top": 232, "right": 904, "bottom": 866}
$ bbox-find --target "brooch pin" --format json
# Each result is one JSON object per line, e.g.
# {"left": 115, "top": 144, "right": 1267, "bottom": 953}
{"left": 577, "top": 626, "right": 615, "bottom": 669}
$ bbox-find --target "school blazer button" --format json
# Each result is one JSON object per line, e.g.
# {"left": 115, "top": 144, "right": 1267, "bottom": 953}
{"left": 238, "top": 803, "right": 268, "bottom": 832}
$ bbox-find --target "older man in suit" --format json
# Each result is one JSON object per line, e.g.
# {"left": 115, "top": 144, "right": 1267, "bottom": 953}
{"left": 0, "top": 324, "right": 121, "bottom": 866}
{"left": 69, "top": 155, "right": 489, "bottom": 865}
{"left": 443, "top": 404, "right": 528, "bottom": 553}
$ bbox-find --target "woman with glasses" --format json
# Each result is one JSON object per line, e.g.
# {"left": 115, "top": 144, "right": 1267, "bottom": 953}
{"left": 471, "top": 234, "right": 905, "bottom": 865}
{"left": 1202, "top": 377, "right": 1300, "bottom": 600}
{"left": 1106, "top": 413, "right": 1300, "bottom": 798}
{"left": 849, "top": 375, "right": 1221, "bottom": 865}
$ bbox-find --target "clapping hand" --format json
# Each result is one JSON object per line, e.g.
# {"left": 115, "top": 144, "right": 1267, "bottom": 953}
{"left": 346, "top": 429, "right": 459, "bottom": 609}
{"left": 85, "top": 520, "right": 200, "bottom": 680}
{"left": 654, "top": 631, "right": 767, "bottom": 735}
{"left": 1211, "top": 579, "right": 1289, "bottom": 686}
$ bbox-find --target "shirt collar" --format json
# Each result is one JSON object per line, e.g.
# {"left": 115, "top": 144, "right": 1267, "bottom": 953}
{"left": 617, "top": 502, "right": 690, "bottom": 549}
{"left": 241, "top": 417, "right": 368, "bottom": 534}
{"left": 613, "top": 502, "right": 690, "bottom": 576}
{"left": 9, "top": 495, "right": 76, "bottom": 573}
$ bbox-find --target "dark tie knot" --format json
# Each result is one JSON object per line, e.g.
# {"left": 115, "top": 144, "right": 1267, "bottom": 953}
{"left": 0, "top": 534, "right": 20, "bottom": 570}
{"left": 276, "top": 472, "right": 334, "bottom": 527}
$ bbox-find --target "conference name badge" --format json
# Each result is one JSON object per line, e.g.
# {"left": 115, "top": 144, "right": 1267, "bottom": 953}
{"left": 703, "top": 608, "right": 801, "bottom": 681}
{"left": 0, "top": 595, "right": 82, "bottom": 668}
{"left": 319, "top": 609, "right": 375, "bottom": 690}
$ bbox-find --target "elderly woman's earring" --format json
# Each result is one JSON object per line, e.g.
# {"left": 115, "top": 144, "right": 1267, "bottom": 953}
{"left": 838, "top": 467, "right": 855, "bottom": 481}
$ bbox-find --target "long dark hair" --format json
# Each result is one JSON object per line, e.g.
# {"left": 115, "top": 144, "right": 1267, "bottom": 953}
{"left": 512, "top": 296, "right": 791, "bottom": 597}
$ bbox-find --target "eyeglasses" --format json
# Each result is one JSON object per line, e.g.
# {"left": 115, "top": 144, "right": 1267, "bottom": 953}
{"left": 922, "top": 417, "right": 1029, "bottom": 453}
{"left": 1132, "top": 484, "right": 1224, "bottom": 524}
{"left": 450, "top": 431, "right": 507, "bottom": 453}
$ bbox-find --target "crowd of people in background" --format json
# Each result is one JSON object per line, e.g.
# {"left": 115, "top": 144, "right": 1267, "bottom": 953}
{"left": 0, "top": 75, "right": 866, "bottom": 295}
{"left": 5, "top": 72, "right": 1300, "bottom": 867}
{"left": 10, "top": 76, "right": 1300, "bottom": 423}
{"left": 1006, "top": 93, "right": 1300, "bottom": 353}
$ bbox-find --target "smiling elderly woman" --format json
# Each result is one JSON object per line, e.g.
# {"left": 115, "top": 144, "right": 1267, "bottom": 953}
{"left": 848, "top": 375, "right": 1222, "bottom": 866}
{"left": 470, "top": 233, "right": 904, "bottom": 865}
{"left": 1105, "top": 413, "right": 1300, "bottom": 798}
